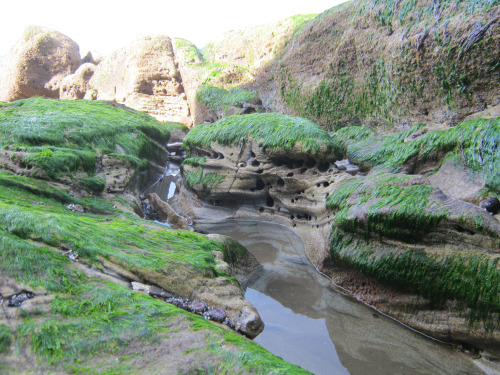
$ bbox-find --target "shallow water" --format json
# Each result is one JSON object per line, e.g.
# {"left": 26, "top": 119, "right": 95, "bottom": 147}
{"left": 198, "top": 220, "right": 482, "bottom": 375}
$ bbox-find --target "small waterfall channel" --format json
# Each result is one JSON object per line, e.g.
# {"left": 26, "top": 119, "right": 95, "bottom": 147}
{"left": 144, "top": 162, "right": 488, "bottom": 375}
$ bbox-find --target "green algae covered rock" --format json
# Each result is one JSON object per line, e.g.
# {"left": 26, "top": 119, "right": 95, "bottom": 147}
{"left": 184, "top": 112, "right": 335, "bottom": 156}
{"left": 0, "top": 97, "right": 185, "bottom": 192}
{"left": 0, "top": 171, "right": 307, "bottom": 374}
{"left": 330, "top": 117, "right": 500, "bottom": 197}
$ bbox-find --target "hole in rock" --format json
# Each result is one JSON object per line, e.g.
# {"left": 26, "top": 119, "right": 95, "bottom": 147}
{"left": 323, "top": 181, "right": 330, "bottom": 187}
{"left": 318, "top": 162, "right": 330, "bottom": 172}
{"left": 252, "top": 159, "right": 260, "bottom": 167}
{"left": 290, "top": 215, "right": 295, "bottom": 220}
{"left": 251, "top": 150, "right": 256, "bottom": 157}
{"left": 242, "top": 107, "right": 256, "bottom": 114}
{"left": 277, "top": 178, "right": 285, "bottom": 187}
{"left": 316, "top": 183, "right": 321, "bottom": 187}
{"left": 287, "top": 172, "right": 294, "bottom": 177}
{"left": 256, "top": 170, "right": 263, "bottom": 174}
{"left": 256, "top": 179, "right": 265, "bottom": 190}
{"left": 293, "top": 160, "right": 304, "bottom": 169}
{"left": 259, "top": 207, "right": 264, "bottom": 213}
{"left": 306, "top": 159, "right": 316, "bottom": 168}
{"left": 267, "top": 196, "right": 275, "bottom": 207}
{"left": 291, "top": 199, "right": 295, "bottom": 203}
{"left": 297, "top": 214, "right": 302, "bottom": 219}
{"left": 455, "top": 225, "right": 475, "bottom": 235}
{"left": 300, "top": 168, "right": 307, "bottom": 174}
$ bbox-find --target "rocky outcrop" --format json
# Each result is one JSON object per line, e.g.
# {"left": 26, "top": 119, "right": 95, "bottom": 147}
{"left": 59, "top": 63, "right": 96, "bottom": 100}
{"left": 0, "top": 26, "right": 81, "bottom": 101}
{"left": 271, "top": 1, "right": 500, "bottom": 129}
{"left": 175, "top": 112, "right": 341, "bottom": 266}
{"left": 173, "top": 112, "right": 500, "bottom": 350}
{"left": 89, "top": 36, "right": 191, "bottom": 125}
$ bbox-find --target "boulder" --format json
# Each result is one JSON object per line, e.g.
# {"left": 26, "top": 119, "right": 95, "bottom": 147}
{"left": 0, "top": 26, "right": 81, "bottom": 101}
{"left": 59, "top": 63, "right": 96, "bottom": 100}
{"left": 89, "top": 36, "right": 191, "bottom": 124}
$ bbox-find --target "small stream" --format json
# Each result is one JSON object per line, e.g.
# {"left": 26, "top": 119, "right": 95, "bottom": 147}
{"left": 148, "top": 162, "right": 484, "bottom": 375}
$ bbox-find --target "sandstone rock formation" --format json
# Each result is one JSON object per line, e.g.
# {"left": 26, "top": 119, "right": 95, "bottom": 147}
{"left": 59, "top": 63, "right": 96, "bottom": 100}
{"left": 270, "top": 1, "right": 500, "bottom": 129}
{"left": 89, "top": 36, "right": 191, "bottom": 125}
{"left": 0, "top": 26, "right": 81, "bottom": 101}
{"left": 173, "top": 112, "right": 500, "bottom": 350}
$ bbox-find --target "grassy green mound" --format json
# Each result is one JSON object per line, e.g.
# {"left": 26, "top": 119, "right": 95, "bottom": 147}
{"left": 326, "top": 173, "right": 449, "bottom": 242}
{"left": 331, "top": 117, "right": 500, "bottom": 195}
{"left": 0, "top": 97, "right": 185, "bottom": 182}
{"left": 196, "top": 84, "right": 260, "bottom": 112}
{"left": 183, "top": 113, "right": 335, "bottom": 156}
{"left": 0, "top": 170, "right": 309, "bottom": 374}
{"left": 326, "top": 172, "right": 500, "bottom": 328}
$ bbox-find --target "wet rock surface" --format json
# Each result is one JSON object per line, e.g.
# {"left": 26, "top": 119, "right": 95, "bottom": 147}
{"left": 172, "top": 115, "right": 500, "bottom": 351}
{"left": 7, "top": 292, "right": 34, "bottom": 307}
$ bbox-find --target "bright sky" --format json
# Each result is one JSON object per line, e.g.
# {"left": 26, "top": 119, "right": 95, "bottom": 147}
{"left": 1, "top": 0, "right": 346, "bottom": 57}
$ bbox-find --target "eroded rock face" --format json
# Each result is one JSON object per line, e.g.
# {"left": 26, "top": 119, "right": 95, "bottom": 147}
{"left": 0, "top": 26, "right": 81, "bottom": 101}
{"left": 89, "top": 36, "right": 191, "bottom": 124}
{"left": 59, "top": 63, "right": 96, "bottom": 100}
{"left": 172, "top": 114, "right": 500, "bottom": 349}
{"left": 100, "top": 238, "right": 265, "bottom": 338}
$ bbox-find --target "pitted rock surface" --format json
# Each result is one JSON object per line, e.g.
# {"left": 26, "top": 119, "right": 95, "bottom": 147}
{"left": 88, "top": 36, "right": 191, "bottom": 124}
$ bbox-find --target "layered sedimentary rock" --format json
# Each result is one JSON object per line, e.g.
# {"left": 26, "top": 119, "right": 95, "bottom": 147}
{"left": 0, "top": 26, "right": 81, "bottom": 101}
{"left": 173, "top": 112, "right": 500, "bottom": 350}
{"left": 89, "top": 36, "right": 191, "bottom": 124}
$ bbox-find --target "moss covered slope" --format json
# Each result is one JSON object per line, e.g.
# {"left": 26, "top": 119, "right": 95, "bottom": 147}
{"left": 331, "top": 117, "right": 500, "bottom": 195}
{"left": 183, "top": 113, "right": 335, "bottom": 156}
{"left": 0, "top": 97, "right": 185, "bottom": 186}
{"left": 0, "top": 170, "right": 308, "bottom": 374}
{"left": 0, "top": 98, "right": 309, "bottom": 373}
{"left": 276, "top": 0, "right": 500, "bottom": 129}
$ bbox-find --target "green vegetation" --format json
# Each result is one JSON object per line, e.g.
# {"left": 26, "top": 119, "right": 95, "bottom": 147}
{"left": 78, "top": 176, "right": 106, "bottom": 193}
{"left": 174, "top": 38, "right": 203, "bottom": 64}
{"left": 327, "top": 173, "right": 500, "bottom": 328}
{"left": 196, "top": 84, "right": 260, "bottom": 112}
{"left": 0, "top": 97, "right": 181, "bottom": 183}
{"left": 184, "top": 169, "right": 225, "bottom": 198}
{"left": 181, "top": 157, "right": 225, "bottom": 198}
{"left": 184, "top": 113, "right": 335, "bottom": 155}
{"left": 330, "top": 229, "right": 500, "bottom": 328}
{"left": 278, "top": 0, "right": 499, "bottom": 128}
{"left": 326, "top": 168, "right": 500, "bottom": 328}
{"left": 0, "top": 324, "right": 11, "bottom": 353}
{"left": 330, "top": 117, "right": 500, "bottom": 194}
{"left": 326, "top": 173, "right": 449, "bottom": 242}
{"left": 0, "top": 169, "right": 308, "bottom": 373}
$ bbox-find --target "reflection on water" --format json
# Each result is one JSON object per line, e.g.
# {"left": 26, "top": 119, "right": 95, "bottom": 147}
{"left": 246, "top": 288, "right": 349, "bottom": 375}
{"left": 198, "top": 220, "right": 482, "bottom": 375}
